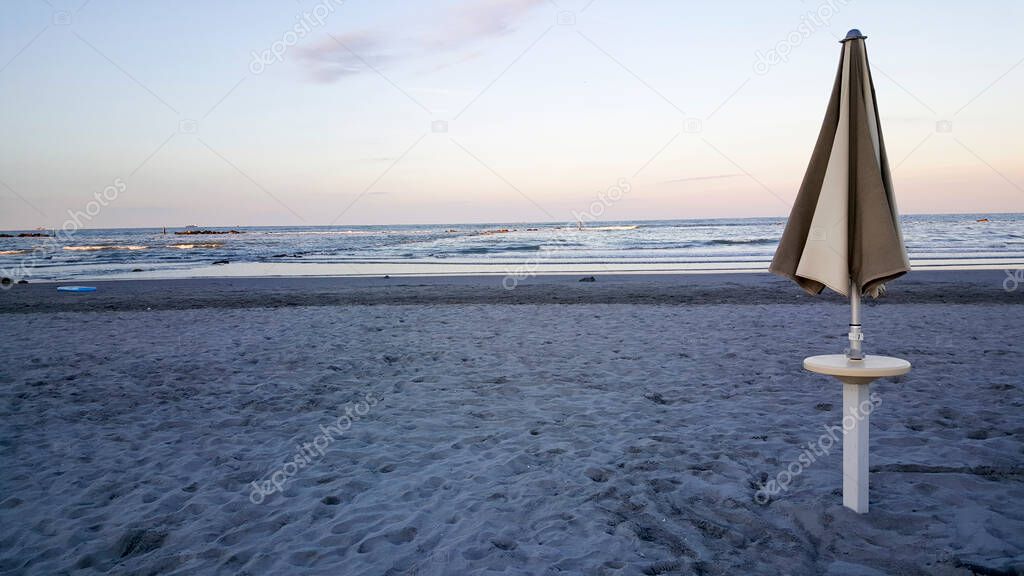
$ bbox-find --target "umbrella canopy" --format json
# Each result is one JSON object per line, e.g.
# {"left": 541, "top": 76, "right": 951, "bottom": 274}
{"left": 770, "top": 29, "right": 909, "bottom": 298}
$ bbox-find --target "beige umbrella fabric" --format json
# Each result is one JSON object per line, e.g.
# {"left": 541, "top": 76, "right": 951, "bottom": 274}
{"left": 770, "top": 30, "right": 909, "bottom": 298}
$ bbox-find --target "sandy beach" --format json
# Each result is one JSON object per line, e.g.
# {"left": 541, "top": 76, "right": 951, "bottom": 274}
{"left": 1, "top": 270, "right": 1021, "bottom": 575}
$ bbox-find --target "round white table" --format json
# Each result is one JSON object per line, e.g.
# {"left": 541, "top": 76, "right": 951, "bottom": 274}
{"left": 803, "top": 354, "right": 911, "bottom": 513}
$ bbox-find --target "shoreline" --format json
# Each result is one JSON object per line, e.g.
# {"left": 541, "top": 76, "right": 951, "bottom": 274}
{"left": 0, "top": 269, "right": 1019, "bottom": 313}
{"left": 6, "top": 256, "right": 1022, "bottom": 286}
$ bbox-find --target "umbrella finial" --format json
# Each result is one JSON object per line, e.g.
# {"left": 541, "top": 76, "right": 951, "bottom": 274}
{"left": 842, "top": 29, "right": 867, "bottom": 42}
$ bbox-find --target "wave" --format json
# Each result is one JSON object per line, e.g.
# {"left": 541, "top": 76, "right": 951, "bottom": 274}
{"left": 260, "top": 230, "right": 375, "bottom": 236}
{"left": 0, "top": 249, "right": 28, "bottom": 255}
{"left": 457, "top": 244, "right": 543, "bottom": 255}
{"left": 702, "top": 238, "right": 777, "bottom": 246}
{"left": 556, "top": 225, "right": 641, "bottom": 231}
{"left": 169, "top": 243, "right": 224, "bottom": 249}
{"left": 587, "top": 225, "right": 640, "bottom": 231}
{"left": 63, "top": 245, "right": 148, "bottom": 251}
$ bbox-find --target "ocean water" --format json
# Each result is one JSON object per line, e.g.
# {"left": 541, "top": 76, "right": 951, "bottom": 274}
{"left": 1, "top": 214, "right": 1022, "bottom": 282}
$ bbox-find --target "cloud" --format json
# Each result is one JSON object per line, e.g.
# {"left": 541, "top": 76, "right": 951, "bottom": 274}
{"left": 300, "top": 0, "right": 545, "bottom": 82}
{"left": 428, "top": 0, "right": 545, "bottom": 50}
{"left": 297, "top": 30, "right": 393, "bottom": 83}
{"left": 431, "top": 50, "right": 484, "bottom": 72}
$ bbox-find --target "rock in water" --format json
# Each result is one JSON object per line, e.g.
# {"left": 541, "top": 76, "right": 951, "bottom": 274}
{"left": 579, "top": 276, "right": 596, "bottom": 282}
{"left": 174, "top": 229, "right": 243, "bottom": 235}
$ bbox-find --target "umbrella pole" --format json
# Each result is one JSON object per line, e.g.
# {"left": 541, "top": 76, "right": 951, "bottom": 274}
{"left": 846, "top": 279, "right": 869, "bottom": 513}
{"left": 848, "top": 280, "right": 864, "bottom": 360}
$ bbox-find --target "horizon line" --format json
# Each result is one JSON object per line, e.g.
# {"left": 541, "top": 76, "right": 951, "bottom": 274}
{"left": 1, "top": 211, "right": 1020, "bottom": 234}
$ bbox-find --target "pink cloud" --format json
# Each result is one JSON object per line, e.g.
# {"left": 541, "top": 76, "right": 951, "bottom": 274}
{"left": 430, "top": 0, "right": 545, "bottom": 49}
{"left": 297, "top": 31, "right": 393, "bottom": 83}
{"left": 299, "top": 0, "right": 545, "bottom": 82}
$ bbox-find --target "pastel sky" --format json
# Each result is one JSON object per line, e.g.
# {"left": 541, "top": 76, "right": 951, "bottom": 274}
{"left": 1, "top": 0, "right": 1022, "bottom": 228}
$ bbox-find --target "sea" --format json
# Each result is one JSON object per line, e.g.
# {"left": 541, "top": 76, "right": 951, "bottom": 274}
{"left": 1, "top": 214, "right": 1022, "bottom": 283}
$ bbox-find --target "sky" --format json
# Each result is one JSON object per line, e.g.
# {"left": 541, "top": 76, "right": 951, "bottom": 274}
{"left": 0, "top": 0, "right": 1022, "bottom": 229}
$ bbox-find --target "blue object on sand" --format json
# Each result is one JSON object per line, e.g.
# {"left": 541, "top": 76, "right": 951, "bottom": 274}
{"left": 57, "top": 286, "right": 97, "bottom": 293}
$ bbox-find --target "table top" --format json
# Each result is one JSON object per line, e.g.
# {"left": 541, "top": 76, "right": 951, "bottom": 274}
{"left": 803, "top": 354, "right": 911, "bottom": 378}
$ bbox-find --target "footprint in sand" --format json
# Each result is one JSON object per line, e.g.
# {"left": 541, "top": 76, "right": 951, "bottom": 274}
{"left": 117, "top": 528, "right": 167, "bottom": 558}
{"left": 490, "top": 536, "right": 517, "bottom": 551}
{"left": 356, "top": 526, "right": 417, "bottom": 553}
{"left": 289, "top": 550, "right": 318, "bottom": 567}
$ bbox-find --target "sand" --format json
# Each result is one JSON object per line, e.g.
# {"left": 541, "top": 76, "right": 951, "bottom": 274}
{"left": 0, "top": 270, "right": 1021, "bottom": 575}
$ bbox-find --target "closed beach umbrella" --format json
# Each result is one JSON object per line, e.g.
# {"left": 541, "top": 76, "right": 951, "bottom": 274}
{"left": 770, "top": 29, "right": 912, "bottom": 514}
{"left": 771, "top": 28, "right": 910, "bottom": 359}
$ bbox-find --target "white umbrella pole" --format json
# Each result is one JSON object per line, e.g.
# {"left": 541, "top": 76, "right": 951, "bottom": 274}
{"left": 848, "top": 280, "right": 863, "bottom": 360}
{"left": 845, "top": 279, "right": 868, "bottom": 512}
{"left": 806, "top": 280, "right": 909, "bottom": 513}
{"left": 842, "top": 375, "right": 870, "bottom": 512}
